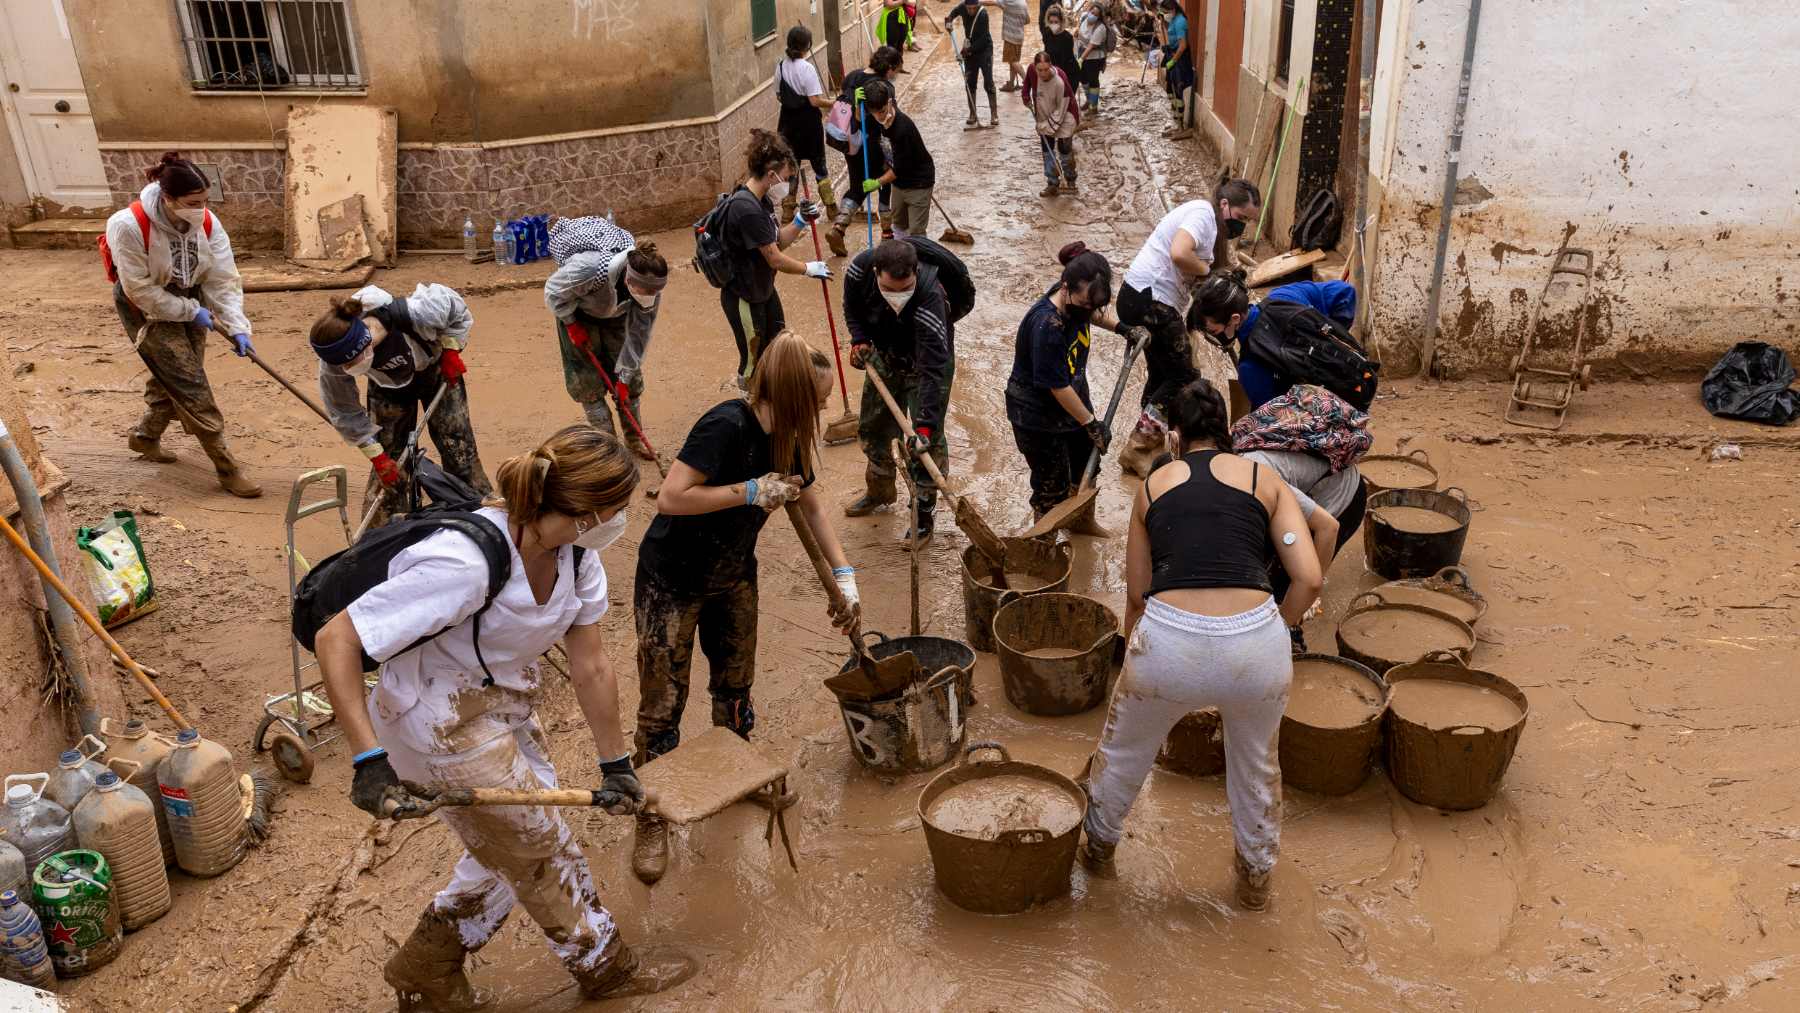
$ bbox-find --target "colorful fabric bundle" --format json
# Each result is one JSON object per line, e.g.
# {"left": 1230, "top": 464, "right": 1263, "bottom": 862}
{"left": 1229, "top": 383, "right": 1371, "bottom": 473}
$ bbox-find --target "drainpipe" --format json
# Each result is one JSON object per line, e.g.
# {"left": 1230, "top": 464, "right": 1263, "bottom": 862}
{"left": 1419, "top": 0, "right": 1483, "bottom": 378}
{"left": 0, "top": 416, "right": 100, "bottom": 736}
{"left": 1352, "top": 0, "right": 1378, "bottom": 356}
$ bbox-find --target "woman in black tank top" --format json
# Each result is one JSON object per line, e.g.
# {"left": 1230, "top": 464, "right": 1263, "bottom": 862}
{"left": 1080, "top": 378, "right": 1322, "bottom": 912}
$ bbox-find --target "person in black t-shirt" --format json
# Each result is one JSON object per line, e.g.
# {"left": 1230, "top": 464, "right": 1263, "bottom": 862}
{"left": 719, "top": 130, "right": 832, "bottom": 387}
{"left": 1042, "top": 5, "right": 1082, "bottom": 89}
{"left": 630, "top": 332, "right": 858, "bottom": 883}
{"left": 863, "top": 80, "right": 937, "bottom": 240}
{"left": 1006, "top": 242, "right": 1134, "bottom": 519}
{"left": 826, "top": 46, "right": 903, "bottom": 257}
{"left": 945, "top": 0, "right": 999, "bottom": 127}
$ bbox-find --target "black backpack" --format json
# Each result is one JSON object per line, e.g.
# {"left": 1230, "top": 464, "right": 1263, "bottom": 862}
{"left": 1239, "top": 300, "right": 1379, "bottom": 411}
{"left": 903, "top": 236, "right": 976, "bottom": 322}
{"left": 692, "top": 191, "right": 741, "bottom": 290}
{"left": 1290, "top": 188, "right": 1343, "bottom": 252}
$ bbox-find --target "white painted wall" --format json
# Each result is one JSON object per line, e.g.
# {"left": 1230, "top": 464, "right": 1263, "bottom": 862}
{"left": 1369, "top": 0, "right": 1800, "bottom": 376}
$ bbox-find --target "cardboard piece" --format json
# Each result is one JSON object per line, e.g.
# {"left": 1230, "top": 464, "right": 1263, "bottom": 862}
{"left": 1248, "top": 248, "right": 1327, "bottom": 288}
{"left": 284, "top": 105, "right": 398, "bottom": 266}
{"left": 636, "top": 726, "right": 789, "bottom": 825}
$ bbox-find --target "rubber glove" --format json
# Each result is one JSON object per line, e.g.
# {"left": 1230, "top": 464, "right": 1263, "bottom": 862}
{"left": 597, "top": 753, "right": 645, "bottom": 815}
{"left": 745, "top": 472, "right": 804, "bottom": 511}
{"left": 228, "top": 332, "right": 254, "bottom": 357}
{"left": 795, "top": 199, "right": 822, "bottom": 225}
{"left": 192, "top": 307, "right": 215, "bottom": 332}
{"left": 849, "top": 343, "right": 871, "bottom": 370}
{"left": 805, "top": 261, "right": 833, "bottom": 279}
{"left": 906, "top": 428, "right": 932, "bottom": 457}
{"left": 437, "top": 348, "right": 467, "bottom": 384}
{"left": 565, "top": 320, "right": 591, "bottom": 347}
{"left": 362, "top": 443, "right": 403, "bottom": 490}
{"left": 1084, "top": 418, "right": 1110, "bottom": 451}
{"left": 349, "top": 748, "right": 432, "bottom": 818}
{"left": 854, "top": 85, "right": 866, "bottom": 102}
{"left": 862, "top": 178, "right": 882, "bottom": 194}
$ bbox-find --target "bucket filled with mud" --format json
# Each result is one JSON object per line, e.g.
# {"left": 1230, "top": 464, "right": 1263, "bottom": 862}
{"left": 917, "top": 741, "right": 1086, "bottom": 914}
{"left": 1156, "top": 708, "right": 1225, "bottom": 777}
{"left": 992, "top": 593, "right": 1119, "bottom": 716}
{"left": 1335, "top": 591, "right": 1475, "bottom": 674}
{"left": 1280, "top": 654, "right": 1388, "bottom": 796}
{"left": 833, "top": 633, "right": 976, "bottom": 774}
{"left": 960, "top": 536, "right": 1073, "bottom": 652}
{"left": 1358, "top": 448, "right": 1439, "bottom": 495}
{"left": 1372, "top": 565, "right": 1488, "bottom": 628}
{"left": 1383, "top": 652, "right": 1529, "bottom": 810}
{"left": 1364, "top": 487, "right": 1473, "bottom": 579}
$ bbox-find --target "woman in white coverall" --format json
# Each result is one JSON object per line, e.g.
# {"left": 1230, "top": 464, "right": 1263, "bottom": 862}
{"left": 314, "top": 425, "right": 694, "bottom": 1009}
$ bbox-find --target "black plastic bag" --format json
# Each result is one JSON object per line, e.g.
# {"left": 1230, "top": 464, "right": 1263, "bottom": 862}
{"left": 1701, "top": 342, "right": 1800, "bottom": 425}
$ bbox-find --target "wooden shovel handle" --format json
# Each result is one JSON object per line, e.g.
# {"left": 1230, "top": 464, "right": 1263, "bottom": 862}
{"left": 208, "top": 320, "right": 333, "bottom": 424}
{"left": 862, "top": 361, "right": 955, "bottom": 493}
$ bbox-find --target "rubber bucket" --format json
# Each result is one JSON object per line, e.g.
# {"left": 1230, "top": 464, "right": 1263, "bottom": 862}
{"left": 1382, "top": 652, "right": 1529, "bottom": 810}
{"left": 833, "top": 632, "right": 976, "bottom": 774}
{"left": 1358, "top": 448, "right": 1439, "bottom": 495}
{"left": 917, "top": 742, "right": 1085, "bottom": 914}
{"left": 960, "top": 537, "right": 1073, "bottom": 652}
{"left": 1372, "top": 565, "right": 1488, "bottom": 628}
{"left": 1155, "top": 708, "right": 1225, "bottom": 776}
{"left": 1279, "top": 654, "right": 1388, "bottom": 796}
{"left": 1335, "top": 591, "right": 1474, "bottom": 674}
{"left": 1364, "top": 487, "right": 1472, "bottom": 580}
{"left": 992, "top": 593, "right": 1119, "bottom": 716}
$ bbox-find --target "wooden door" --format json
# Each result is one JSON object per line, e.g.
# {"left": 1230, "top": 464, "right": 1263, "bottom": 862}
{"left": 0, "top": 0, "right": 108, "bottom": 207}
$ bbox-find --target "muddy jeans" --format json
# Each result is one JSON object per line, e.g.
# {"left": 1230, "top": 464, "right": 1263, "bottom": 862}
{"left": 858, "top": 356, "right": 951, "bottom": 497}
{"left": 364, "top": 364, "right": 493, "bottom": 525}
{"left": 379, "top": 716, "right": 619, "bottom": 979}
{"left": 890, "top": 186, "right": 932, "bottom": 239}
{"left": 1011, "top": 422, "right": 1091, "bottom": 517}
{"left": 1085, "top": 596, "right": 1291, "bottom": 875}
{"left": 1117, "top": 283, "right": 1197, "bottom": 413}
{"left": 632, "top": 564, "right": 759, "bottom": 762}
{"left": 557, "top": 313, "right": 645, "bottom": 438}
{"left": 1040, "top": 135, "right": 1077, "bottom": 184}
{"left": 113, "top": 282, "right": 225, "bottom": 442}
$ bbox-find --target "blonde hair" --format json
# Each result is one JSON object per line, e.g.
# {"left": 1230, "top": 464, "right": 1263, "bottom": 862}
{"left": 490, "top": 424, "right": 638, "bottom": 526}
{"left": 749, "top": 331, "right": 832, "bottom": 479}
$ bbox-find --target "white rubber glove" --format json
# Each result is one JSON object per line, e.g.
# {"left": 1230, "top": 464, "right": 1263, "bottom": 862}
{"left": 805, "top": 261, "right": 833, "bottom": 279}
{"left": 832, "top": 566, "right": 859, "bottom": 609}
{"left": 745, "top": 472, "right": 803, "bottom": 511}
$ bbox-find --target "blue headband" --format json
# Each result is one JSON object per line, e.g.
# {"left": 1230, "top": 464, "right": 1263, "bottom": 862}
{"left": 313, "top": 317, "right": 372, "bottom": 365}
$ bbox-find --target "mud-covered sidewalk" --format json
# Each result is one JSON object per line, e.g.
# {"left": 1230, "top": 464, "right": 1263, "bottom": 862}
{"left": 7, "top": 37, "right": 1799, "bottom": 1013}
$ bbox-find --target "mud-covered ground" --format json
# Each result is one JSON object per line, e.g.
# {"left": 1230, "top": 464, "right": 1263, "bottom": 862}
{"left": 8, "top": 34, "right": 1798, "bottom": 1013}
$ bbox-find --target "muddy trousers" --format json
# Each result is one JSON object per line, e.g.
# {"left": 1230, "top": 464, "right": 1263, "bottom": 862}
{"left": 1085, "top": 597, "right": 1291, "bottom": 875}
{"left": 632, "top": 564, "right": 759, "bottom": 762}
{"left": 113, "top": 283, "right": 226, "bottom": 443}
{"left": 380, "top": 719, "right": 621, "bottom": 985}
{"left": 556, "top": 313, "right": 646, "bottom": 443}
{"left": 858, "top": 358, "right": 951, "bottom": 501}
{"left": 963, "top": 52, "right": 998, "bottom": 119}
{"left": 1012, "top": 422, "right": 1091, "bottom": 518}
{"left": 1117, "top": 284, "right": 1197, "bottom": 413}
{"left": 719, "top": 289, "right": 787, "bottom": 382}
{"left": 363, "top": 365, "right": 493, "bottom": 526}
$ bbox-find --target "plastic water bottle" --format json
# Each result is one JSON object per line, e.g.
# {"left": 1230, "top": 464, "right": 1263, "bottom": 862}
{"left": 463, "top": 214, "right": 479, "bottom": 262}
{"left": 0, "top": 776, "right": 77, "bottom": 872}
{"left": 0, "top": 889, "right": 54, "bottom": 988}
{"left": 491, "top": 220, "right": 509, "bottom": 266}
{"left": 510, "top": 219, "right": 531, "bottom": 265}
{"left": 45, "top": 736, "right": 108, "bottom": 813}
{"left": 532, "top": 215, "right": 550, "bottom": 259}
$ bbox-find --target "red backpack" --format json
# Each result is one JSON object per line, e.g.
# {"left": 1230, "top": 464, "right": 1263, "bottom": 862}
{"left": 98, "top": 200, "right": 212, "bottom": 284}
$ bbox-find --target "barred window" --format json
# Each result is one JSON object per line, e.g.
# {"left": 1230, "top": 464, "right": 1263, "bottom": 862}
{"left": 177, "top": 0, "right": 363, "bottom": 91}
{"left": 752, "top": 0, "right": 776, "bottom": 42}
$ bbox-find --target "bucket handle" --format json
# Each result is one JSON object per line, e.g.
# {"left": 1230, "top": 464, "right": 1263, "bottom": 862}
{"left": 962, "top": 740, "right": 1011, "bottom": 764}
{"left": 1407, "top": 448, "right": 1432, "bottom": 465}
{"left": 1443, "top": 724, "right": 1493, "bottom": 736}
{"left": 995, "top": 828, "right": 1051, "bottom": 845}
{"left": 105, "top": 757, "right": 142, "bottom": 781}
{"left": 1416, "top": 649, "right": 1470, "bottom": 667}
{"left": 858, "top": 630, "right": 892, "bottom": 650}
{"left": 74, "top": 733, "right": 107, "bottom": 763}
{"left": 995, "top": 587, "right": 1023, "bottom": 609}
{"left": 1441, "top": 486, "right": 1480, "bottom": 512}
{"left": 3, "top": 772, "right": 48, "bottom": 803}
{"left": 1432, "top": 565, "right": 1474, "bottom": 590}
{"left": 1347, "top": 590, "right": 1388, "bottom": 612}
{"left": 99, "top": 716, "right": 137, "bottom": 740}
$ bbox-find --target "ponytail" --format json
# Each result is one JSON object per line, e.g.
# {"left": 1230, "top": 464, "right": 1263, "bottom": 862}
{"left": 1167, "top": 378, "right": 1233, "bottom": 453}
{"left": 143, "top": 151, "right": 208, "bottom": 199}
{"left": 1056, "top": 241, "right": 1114, "bottom": 309}
{"left": 491, "top": 424, "right": 638, "bottom": 526}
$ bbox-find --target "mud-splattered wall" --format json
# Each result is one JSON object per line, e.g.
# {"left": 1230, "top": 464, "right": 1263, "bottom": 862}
{"left": 1368, "top": 0, "right": 1800, "bottom": 377}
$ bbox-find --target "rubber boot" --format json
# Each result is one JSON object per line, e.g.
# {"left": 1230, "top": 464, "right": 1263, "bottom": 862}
{"left": 127, "top": 434, "right": 177, "bottom": 463}
{"left": 844, "top": 467, "right": 897, "bottom": 517}
{"left": 385, "top": 910, "right": 494, "bottom": 1013}
{"left": 780, "top": 195, "right": 798, "bottom": 222}
{"left": 817, "top": 178, "right": 839, "bottom": 222}
{"left": 198, "top": 435, "right": 262, "bottom": 498}
{"left": 574, "top": 935, "right": 698, "bottom": 999}
{"left": 825, "top": 219, "right": 849, "bottom": 258}
{"left": 1234, "top": 850, "right": 1272, "bottom": 911}
{"left": 1041, "top": 180, "right": 1061, "bottom": 198}
{"left": 900, "top": 494, "right": 936, "bottom": 544}
{"left": 879, "top": 210, "right": 895, "bottom": 243}
{"left": 632, "top": 814, "right": 669, "bottom": 885}
{"left": 1079, "top": 834, "right": 1116, "bottom": 876}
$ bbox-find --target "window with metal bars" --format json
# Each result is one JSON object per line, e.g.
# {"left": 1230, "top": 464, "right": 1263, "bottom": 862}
{"left": 752, "top": 0, "right": 777, "bottom": 42}
{"left": 1275, "top": 0, "right": 1296, "bottom": 83}
{"left": 176, "top": 0, "right": 363, "bottom": 91}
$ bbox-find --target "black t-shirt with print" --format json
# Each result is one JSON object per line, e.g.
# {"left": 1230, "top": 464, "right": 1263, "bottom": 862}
{"left": 721, "top": 186, "right": 780, "bottom": 303}
{"left": 1006, "top": 290, "right": 1093, "bottom": 432}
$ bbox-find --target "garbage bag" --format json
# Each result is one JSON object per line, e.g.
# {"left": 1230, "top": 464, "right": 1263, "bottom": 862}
{"left": 1701, "top": 341, "right": 1800, "bottom": 425}
{"left": 77, "top": 510, "right": 155, "bottom": 626}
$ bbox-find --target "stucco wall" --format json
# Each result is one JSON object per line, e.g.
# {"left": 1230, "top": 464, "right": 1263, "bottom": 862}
{"left": 1368, "top": 0, "right": 1800, "bottom": 377}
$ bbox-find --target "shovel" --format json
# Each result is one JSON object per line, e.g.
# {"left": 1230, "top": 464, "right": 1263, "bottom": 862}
{"left": 798, "top": 175, "right": 860, "bottom": 445}
{"left": 571, "top": 337, "right": 672, "bottom": 497}
{"left": 785, "top": 501, "right": 920, "bottom": 702}
{"left": 198, "top": 321, "right": 334, "bottom": 424}
{"left": 1022, "top": 328, "right": 1146, "bottom": 539}
{"left": 861, "top": 359, "right": 1008, "bottom": 569}
{"left": 933, "top": 196, "right": 975, "bottom": 245}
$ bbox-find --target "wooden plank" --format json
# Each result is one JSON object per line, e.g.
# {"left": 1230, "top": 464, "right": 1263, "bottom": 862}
{"left": 284, "top": 105, "right": 398, "bottom": 266}
{"left": 1247, "top": 248, "right": 1326, "bottom": 288}
{"left": 636, "top": 726, "right": 789, "bottom": 825}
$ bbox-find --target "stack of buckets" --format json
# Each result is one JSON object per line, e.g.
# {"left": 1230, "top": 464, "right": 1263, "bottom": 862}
{"left": 0, "top": 723, "right": 244, "bottom": 988}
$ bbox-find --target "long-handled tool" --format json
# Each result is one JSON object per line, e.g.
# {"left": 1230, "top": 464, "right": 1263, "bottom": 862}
{"left": 800, "top": 175, "right": 861, "bottom": 445}
{"left": 946, "top": 21, "right": 977, "bottom": 127}
{"left": 786, "top": 501, "right": 919, "bottom": 701}
{"left": 860, "top": 358, "right": 1008, "bottom": 567}
{"left": 895, "top": 439, "right": 922, "bottom": 635}
{"left": 385, "top": 786, "right": 659, "bottom": 820}
{"left": 933, "top": 195, "right": 974, "bottom": 245}
{"left": 1253, "top": 75, "right": 1304, "bottom": 247}
{"left": 571, "top": 338, "right": 671, "bottom": 496}
{"left": 350, "top": 380, "right": 451, "bottom": 541}
{"left": 0, "top": 514, "right": 190, "bottom": 731}
{"left": 1022, "top": 329, "right": 1146, "bottom": 539}
{"left": 859, "top": 96, "right": 877, "bottom": 252}
{"left": 198, "top": 322, "right": 333, "bottom": 424}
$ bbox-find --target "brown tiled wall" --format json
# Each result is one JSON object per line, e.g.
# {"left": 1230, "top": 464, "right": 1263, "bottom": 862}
{"left": 100, "top": 148, "right": 286, "bottom": 248}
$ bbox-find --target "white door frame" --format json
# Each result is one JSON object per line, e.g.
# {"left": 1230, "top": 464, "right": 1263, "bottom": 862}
{"left": 0, "top": 0, "right": 108, "bottom": 207}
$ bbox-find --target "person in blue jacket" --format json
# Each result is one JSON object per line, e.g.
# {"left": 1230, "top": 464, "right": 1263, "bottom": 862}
{"left": 1234, "top": 280, "right": 1357, "bottom": 410}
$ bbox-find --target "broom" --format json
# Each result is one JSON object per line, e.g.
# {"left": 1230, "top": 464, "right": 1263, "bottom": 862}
{"left": 800, "top": 175, "right": 860, "bottom": 444}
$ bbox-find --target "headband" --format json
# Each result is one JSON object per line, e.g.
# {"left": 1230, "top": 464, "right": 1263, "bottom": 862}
{"left": 624, "top": 264, "right": 668, "bottom": 294}
{"left": 313, "top": 317, "right": 372, "bottom": 365}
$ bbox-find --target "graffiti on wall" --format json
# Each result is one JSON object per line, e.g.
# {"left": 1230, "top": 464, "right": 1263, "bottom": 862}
{"left": 572, "top": 0, "right": 637, "bottom": 41}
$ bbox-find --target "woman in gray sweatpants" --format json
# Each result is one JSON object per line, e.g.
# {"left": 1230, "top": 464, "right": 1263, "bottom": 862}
{"left": 1081, "top": 378, "right": 1323, "bottom": 910}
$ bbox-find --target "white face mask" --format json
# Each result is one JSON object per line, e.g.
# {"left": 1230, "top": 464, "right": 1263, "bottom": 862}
{"left": 344, "top": 350, "right": 375, "bottom": 378}
{"left": 767, "top": 179, "right": 791, "bottom": 204}
{"left": 881, "top": 288, "right": 914, "bottom": 313}
{"left": 173, "top": 206, "right": 207, "bottom": 229}
{"left": 631, "top": 290, "right": 657, "bottom": 309}
{"left": 575, "top": 510, "right": 628, "bottom": 552}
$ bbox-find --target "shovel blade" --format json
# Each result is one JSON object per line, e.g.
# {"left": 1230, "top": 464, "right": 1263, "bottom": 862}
{"left": 1022, "top": 485, "right": 1099, "bottom": 540}
{"left": 825, "top": 648, "right": 921, "bottom": 702}
{"left": 953, "top": 496, "right": 1009, "bottom": 566}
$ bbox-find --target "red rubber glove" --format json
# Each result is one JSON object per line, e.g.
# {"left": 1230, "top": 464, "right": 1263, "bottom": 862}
{"left": 906, "top": 427, "right": 932, "bottom": 457}
{"left": 565, "top": 321, "right": 591, "bottom": 348}
{"left": 612, "top": 379, "right": 632, "bottom": 404}
{"left": 370, "top": 451, "right": 403, "bottom": 490}
{"left": 437, "top": 348, "right": 467, "bottom": 385}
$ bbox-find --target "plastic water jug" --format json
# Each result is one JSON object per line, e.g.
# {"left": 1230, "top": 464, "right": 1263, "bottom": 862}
{"left": 0, "top": 889, "right": 55, "bottom": 988}
{"left": 462, "top": 214, "right": 479, "bottom": 262}
{"left": 99, "top": 718, "right": 175, "bottom": 867}
{"left": 31, "top": 851, "right": 121, "bottom": 978}
{"left": 0, "top": 776, "right": 76, "bottom": 873}
{"left": 510, "top": 219, "right": 531, "bottom": 264}
{"left": 73, "top": 767, "right": 169, "bottom": 931}
{"left": 0, "top": 838, "right": 24, "bottom": 900}
{"left": 157, "top": 729, "right": 245, "bottom": 877}
{"left": 44, "top": 735, "right": 108, "bottom": 813}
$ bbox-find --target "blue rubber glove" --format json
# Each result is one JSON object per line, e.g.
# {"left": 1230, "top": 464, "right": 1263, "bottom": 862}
{"left": 192, "top": 306, "right": 215, "bottom": 332}
{"left": 229, "top": 333, "right": 254, "bottom": 357}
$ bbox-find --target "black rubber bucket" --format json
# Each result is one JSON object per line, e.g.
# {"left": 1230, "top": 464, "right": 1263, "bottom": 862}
{"left": 833, "top": 633, "right": 977, "bottom": 774}
{"left": 1364, "top": 486, "right": 1472, "bottom": 580}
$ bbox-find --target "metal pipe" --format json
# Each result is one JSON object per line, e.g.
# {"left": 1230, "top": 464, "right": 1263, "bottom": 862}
{"left": 1420, "top": 0, "right": 1484, "bottom": 378}
{"left": 1351, "top": 0, "right": 1379, "bottom": 353}
{"left": 0, "top": 416, "right": 100, "bottom": 736}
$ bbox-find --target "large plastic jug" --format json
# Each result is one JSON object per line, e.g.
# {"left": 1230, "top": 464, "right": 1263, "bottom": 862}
{"left": 0, "top": 837, "right": 24, "bottom": 900}
{"left": 0, "top": 889, "right": 55, "bottom": 988}
{"left": 0, "top": 776, "right": 76, "bottom": 872}
{"left": 30, "top": 850, "right": 121, "bottom": 978}
{"left": 44, "top": 735, "right": 108, "bottom": 813}
{"left": 73, "top": 766, "right": 169, "bottom": 931}
{"left": 157, "top": 729, "right": 245, "bottom": 877}
{"left": 100, "top": 718, "right": 176, "bottom": 867}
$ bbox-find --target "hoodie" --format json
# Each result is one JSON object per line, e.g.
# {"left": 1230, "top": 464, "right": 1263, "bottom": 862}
{"left": 543, "top": 249, "right": 660, "bottom": 383}
{"left": 317, "top": 282, "right": 473, "bottom": 448}
{"left": 104, "top": 182, "right": 249, "bottom": 335}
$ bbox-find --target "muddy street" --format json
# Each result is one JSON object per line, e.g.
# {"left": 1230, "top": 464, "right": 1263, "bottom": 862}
{"left": 6, "top": 38, "right": 1798, "bottom": 1013}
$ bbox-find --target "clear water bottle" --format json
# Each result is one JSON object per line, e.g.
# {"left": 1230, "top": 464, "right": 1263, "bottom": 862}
{"left": 492, "top": 220, "right": 510, "bottom": 266}
{"left": 462, "top": 214, "right": 479, "bottom": 262}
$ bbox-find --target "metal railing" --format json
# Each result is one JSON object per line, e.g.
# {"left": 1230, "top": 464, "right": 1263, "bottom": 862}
{"left": 176, "top": 0, "right": 363, "bottom": 91}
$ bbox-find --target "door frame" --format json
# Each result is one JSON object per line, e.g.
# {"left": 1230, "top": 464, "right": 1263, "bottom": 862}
{"left": 0, "top": 0, "right": 106, "bottom": 207}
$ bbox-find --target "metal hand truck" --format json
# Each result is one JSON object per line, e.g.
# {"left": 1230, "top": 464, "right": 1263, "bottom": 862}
{"left": 1505, "top": 247, "right": 1595, "bottom": 430}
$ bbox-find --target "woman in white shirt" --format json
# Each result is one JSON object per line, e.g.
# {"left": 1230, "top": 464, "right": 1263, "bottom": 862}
{"left": 314, "top": 425, "right": 692, "bottom": 1007}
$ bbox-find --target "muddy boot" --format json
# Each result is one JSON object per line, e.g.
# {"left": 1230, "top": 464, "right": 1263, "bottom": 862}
{"left": 1079, "top": 834, "right": 1116, "bottom": 875}
{"left": 1040, "top": 181, "right": 1061, "bottom": 198}
{"left": 900, "top": 495, "right": 936, "bottom": 544}
{"left": 780, "top": 195, "right": 798, "bottom": 222}
{"left": 1234, "top": 851, "right": 1272, "bottom": 911}
{"left": 879, "top": 210, "right": 895, "bottom": 243}
{"left": 576, "top": 935, "right": 698, "bottom": 999}
{"left": 198, "top": 435, "right": 262, "bottom": 498}
{"left": 632, "top": 814, "right": 670, "bottom": 885}
{"left": 628, "top": 430, "right": 657, "bottom": 462}
{"left": 385, "top": 911, "right": 494, "bottom": 1013}
{"left": 844, "top": 468, "right": 897, "bottom": 517}
{"left": 127, "top": 434, "right": 178, "bottom": 464}
{"left": 825, "top": 221, "right": 849, "bottom": 257}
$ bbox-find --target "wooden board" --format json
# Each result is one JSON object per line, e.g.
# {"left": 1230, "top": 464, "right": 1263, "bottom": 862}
{"left": 240, "top": 261, "right": 375, "bottom": 293}
{"left": 636, "top": 726, "right": 788, "bottom": 825}
{"left": 284, "top": 104, "right": 397, "bottom": 266}
{"left": 1247, "top": 248, "right": 1326, "bottom": 288}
